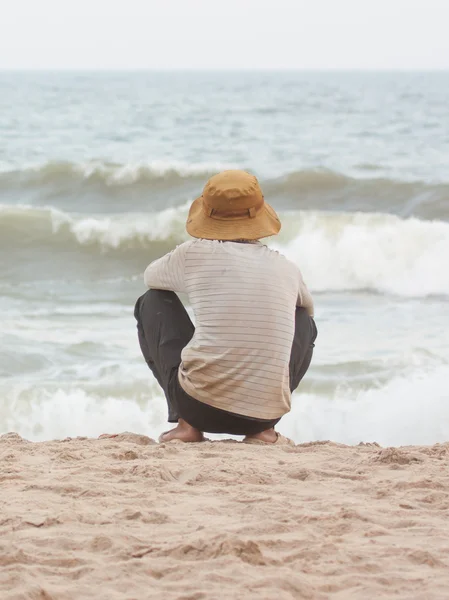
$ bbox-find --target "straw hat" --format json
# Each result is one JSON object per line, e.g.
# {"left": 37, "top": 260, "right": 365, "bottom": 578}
{"left": 186, "top": 170, "right": 281, "bottom": 241}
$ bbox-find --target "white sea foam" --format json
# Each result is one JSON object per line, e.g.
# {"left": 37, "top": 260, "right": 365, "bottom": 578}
{"left": 280, "top": 365, "right": 449, "bottom": 447}
{"left": 274, "top": 211, "right": 449, "bottom": 297}
{"left": 52, "top": 205, "right": 190, "bottom": 247}
{"left": 2, "top": 366, "right": 448, "bottom": 446}
{"left": 0, "top": 386, "right": 166, "bottom": 442}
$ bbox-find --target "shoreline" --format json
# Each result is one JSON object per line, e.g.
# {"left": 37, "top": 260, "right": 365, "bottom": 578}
{"left": 1, "top": 432, "right": 448, "bottom": 599}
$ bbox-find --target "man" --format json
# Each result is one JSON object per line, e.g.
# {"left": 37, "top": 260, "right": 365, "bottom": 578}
{"left": 134, "top": 170, "right": 317, "bottom": 444}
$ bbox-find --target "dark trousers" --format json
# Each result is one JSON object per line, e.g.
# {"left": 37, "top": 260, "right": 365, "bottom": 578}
{"left": 134, "top": 290, "right": 317, "bottom": 435}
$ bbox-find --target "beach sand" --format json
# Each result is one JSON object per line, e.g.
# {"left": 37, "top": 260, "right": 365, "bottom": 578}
{"left": 1, "top": 432, "right": 448, "bottom": 600}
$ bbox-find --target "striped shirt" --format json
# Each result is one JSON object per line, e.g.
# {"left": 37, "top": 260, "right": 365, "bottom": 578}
{"left": 144, "top": 239, "right": 314, "bottom": 420}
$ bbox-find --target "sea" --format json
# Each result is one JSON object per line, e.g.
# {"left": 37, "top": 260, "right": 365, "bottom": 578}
{"left": 1, "top": 70, "right": 448, "bottom": 445}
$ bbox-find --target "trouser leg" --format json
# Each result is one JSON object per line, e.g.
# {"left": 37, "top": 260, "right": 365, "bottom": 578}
{"left": 289, "top": 307, "right": 318, "bottom": 392}
{"left": 134, "top": 289, "right": 194, "bottom": 422}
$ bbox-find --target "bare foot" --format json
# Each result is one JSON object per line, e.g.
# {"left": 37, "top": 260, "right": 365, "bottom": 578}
{"left": 159, "top": 419, "right": 205, "bottom": 443}
{"left": 243, "top": 427, "right": 278, "bottom": 444}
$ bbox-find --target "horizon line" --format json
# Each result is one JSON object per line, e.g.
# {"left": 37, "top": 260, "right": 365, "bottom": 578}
{"left": 1, "top": 67, "right": 449, "bottom": 73}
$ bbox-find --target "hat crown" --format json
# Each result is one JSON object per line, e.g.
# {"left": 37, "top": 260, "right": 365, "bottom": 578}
{"left": 202, "top": 170, "right": 263, "bottom": 210}
{"left": 185, "top": 169, "right": 281, "bottom": 241}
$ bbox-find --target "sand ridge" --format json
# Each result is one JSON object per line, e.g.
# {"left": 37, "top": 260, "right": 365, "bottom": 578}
{"left": 1, "top": 432, "right": 449, "bottom": 599}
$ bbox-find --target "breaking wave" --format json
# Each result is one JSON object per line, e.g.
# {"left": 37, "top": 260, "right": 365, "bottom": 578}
{"left": 2, "top": 204, "right": 449, "bottom": 297}
{"left": 1, "top": 161, "right": 449, "bottom": 219}
{"left": 3, "top": 365, "right": 449, "bottom": 445}
{"left": 0, "top": 160, "right": 229, "bottom": 186}
{"left": 0, "top": 204, "right": 188, "bottom": 250}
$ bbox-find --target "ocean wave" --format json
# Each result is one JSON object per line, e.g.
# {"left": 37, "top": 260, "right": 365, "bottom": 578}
{"left": 263, "top": 170, "right": 449, "bottom": 219}
{"left": 1, "top": 204, "right": 449, "bottom": 297}
{"left": 284, "top": 364, "right": 449, "bottom": 446}
{"left": 1, "top": 161, "right": 449, "bottom": 219}
{"left": 0, "top": 160, "right": 232, "bottom": 186}
{"left": 0, "top": 385, "right": 166, "bottom": 441}
{"left": 2, "top": 365, "right": 449, "bottom": 445}
{"left": 0, "top": 203, "right": 189, "bottom": 250}
{"left": 274, "top": 210, "right": 449, "bottom": 297}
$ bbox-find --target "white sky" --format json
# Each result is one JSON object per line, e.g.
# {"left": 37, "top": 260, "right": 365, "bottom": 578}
{"left": 1, "top": 0, "right": 448, "bottom": 70}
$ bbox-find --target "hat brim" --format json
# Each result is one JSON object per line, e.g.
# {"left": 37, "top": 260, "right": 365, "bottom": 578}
{"left": 186, "top": 196, "right": 281, "bottom": 241}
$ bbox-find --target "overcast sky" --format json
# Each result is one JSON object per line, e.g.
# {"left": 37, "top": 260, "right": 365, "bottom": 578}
{"left": 1, "top": 0, "right": 448, "bottom": 70}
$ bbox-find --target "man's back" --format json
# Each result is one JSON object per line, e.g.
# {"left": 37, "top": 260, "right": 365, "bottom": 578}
{"left": 145, "top": 239, "right": 313, "bottom": 419}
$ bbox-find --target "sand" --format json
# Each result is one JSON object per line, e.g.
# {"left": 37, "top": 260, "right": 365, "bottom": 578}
{"left": 1, "top": 432, "right": 449, "bottom": 600}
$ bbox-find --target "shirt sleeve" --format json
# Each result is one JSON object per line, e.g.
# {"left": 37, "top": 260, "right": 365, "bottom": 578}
{"left": 296, "top": 267, "right": 314, "bottom": 317}
{"left": 143, "top": 242, "right": 190, "bottom": 293}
